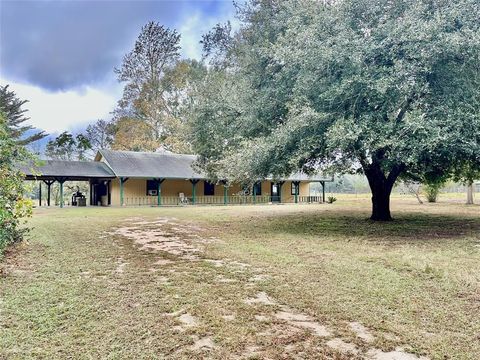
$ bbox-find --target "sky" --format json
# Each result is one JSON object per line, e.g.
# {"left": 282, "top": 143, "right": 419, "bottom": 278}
{"left": 0, "top": 0, "right": 236, "bottom": 135}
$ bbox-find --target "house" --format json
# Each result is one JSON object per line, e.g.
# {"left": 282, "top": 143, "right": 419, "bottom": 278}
{"left": 22, "top": 150, "right": 333, "bottom": 207}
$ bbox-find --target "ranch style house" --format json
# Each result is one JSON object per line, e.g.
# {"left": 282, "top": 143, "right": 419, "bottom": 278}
{"left": 22, "top": 150, "right": 333, "bottom": 207}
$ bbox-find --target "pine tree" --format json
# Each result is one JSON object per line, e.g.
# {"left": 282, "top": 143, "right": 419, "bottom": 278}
{"left": 0, "top": 85, "right": 46, "bottom": 145}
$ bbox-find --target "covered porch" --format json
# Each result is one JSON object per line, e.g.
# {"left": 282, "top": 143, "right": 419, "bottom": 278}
{"left": 115, "top": 178, "right": 327, "bottom": 206}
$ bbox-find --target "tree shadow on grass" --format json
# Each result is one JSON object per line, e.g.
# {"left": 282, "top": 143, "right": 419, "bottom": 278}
{"left": 240, "top": 210, "right": 480, "bottom": 245}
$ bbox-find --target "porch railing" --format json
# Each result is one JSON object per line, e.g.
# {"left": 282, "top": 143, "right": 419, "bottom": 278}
{"left": 298, "top": 195, "right": 323, "bottom": 203}
{"left": 123, "top": 195, "right": 323, "bottom": 206}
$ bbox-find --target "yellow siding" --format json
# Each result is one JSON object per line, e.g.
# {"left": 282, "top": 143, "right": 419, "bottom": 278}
{"left": 110, "top": 178, "right": 311, "bottom": 206}
{"left": 111, "top": 178, "right": 147, "bottom": 206}
{"left": 279, "top": 181, "right": 310, "bottom": 203}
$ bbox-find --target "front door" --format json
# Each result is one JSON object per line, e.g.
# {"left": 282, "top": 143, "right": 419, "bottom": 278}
{"left": 271, "top": 183, "right": 280, "bottom": 202}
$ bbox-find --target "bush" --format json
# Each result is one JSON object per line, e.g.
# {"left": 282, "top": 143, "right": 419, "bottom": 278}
{"left": 0, "top": 113, "right": 32, "bottom": 256}
{"left": 327, "top": 196, "right": 337, "bottom": 204}
{"left": 423, "top": 183, "right": 443, "bottom": 203}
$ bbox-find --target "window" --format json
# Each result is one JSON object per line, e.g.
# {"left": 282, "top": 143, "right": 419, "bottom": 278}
{"left": 204, "top": 181, "right": 215, "bottom": 196}
{"left": 253, "top": 182, "right": 262, "bottom": 195}
{"left": 271, "top": 184, "right": 279, "bottom": 196}
{"left": 291, "top": 182, "right": 298, "bottom": 195}
{"left": 146, "top": 180, "right": 158, "bottom": 196}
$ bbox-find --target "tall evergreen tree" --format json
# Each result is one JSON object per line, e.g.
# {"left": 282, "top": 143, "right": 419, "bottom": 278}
{"left": 0, "top": 85, "right": 46, "bottom": 145}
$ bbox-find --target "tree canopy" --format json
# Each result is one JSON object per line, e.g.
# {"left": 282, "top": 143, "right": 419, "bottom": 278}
{"left": 45, "top": 132, "right": 92, "bottom": 161}
{"left": 191, "top": 0, "right": 480, "bottom": 220}
{"left": 84, "top": 119, "right": 115, "bottom": 153}
{"left": 113, "top": 22, "right": 204, "bottom": 153}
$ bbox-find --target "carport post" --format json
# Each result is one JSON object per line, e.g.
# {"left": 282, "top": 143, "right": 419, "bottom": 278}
{"left": 55, "top": 177, "right": 67, "bottom": 208}
{"left": 43, "top": 180, "right": 55, "bottom": 206}
{"left": 38, "top": 182, "right": 42, "bottom": 207}
{"left": 253, "top": 183, "right": 257, "bottom": 204}
{"left": 60, "top": 182, "right": 64, "bottom": 208}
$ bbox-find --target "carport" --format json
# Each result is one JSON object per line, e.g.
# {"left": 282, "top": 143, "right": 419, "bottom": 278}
{"left": 22, "top": 160, "right": 116, "bottom": 207}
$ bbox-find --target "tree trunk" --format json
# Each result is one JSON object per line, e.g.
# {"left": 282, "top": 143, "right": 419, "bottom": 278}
{"left": 364, "top": 161, "right": 404, "bottom": 221}
{"left": 466, "top": 181, "right": 474, "bottom": 205}
{"left": 368, "top": 176, "right": 393, "bottom": 221}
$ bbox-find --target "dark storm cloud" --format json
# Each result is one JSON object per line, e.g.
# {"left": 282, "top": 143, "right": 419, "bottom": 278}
{"left": 0, "top": 0, "right": 225, "bottom": 91}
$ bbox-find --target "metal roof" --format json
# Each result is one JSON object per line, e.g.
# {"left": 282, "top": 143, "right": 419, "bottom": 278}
{"left": 281, "top": 172, "right": 331, "bottom": 182}
{"left": 21, "top": 160, "right": 116, "bottom": 180}
{"left": 97, "top": 149, "right": 205, "bottom": 179}
{"left": 20, "top": 150, "right": 332, "bottom": 182}
{"left": 97, "top": 149, "right": 332, "bottom": 182}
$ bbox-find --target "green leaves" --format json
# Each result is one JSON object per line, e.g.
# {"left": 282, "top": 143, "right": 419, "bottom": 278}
{"left": 0, "top": 85, "right": 46, "bottom": 145}
{"left": 0, "top": 112, "right": 32, "bottom": 254}
{"left": 45, "top": 131, "right": 92, "bottom": 161}
{"left": 192, "top": 0, "right": 480, "bottom": 186}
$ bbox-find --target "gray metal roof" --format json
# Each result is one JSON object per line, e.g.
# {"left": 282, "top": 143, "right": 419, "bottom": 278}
{"left": 281, "top": 172, "right": 332, "bottom": 182}
{"left": 20, "top": 150, "right": 332, "bottom": 182}
{"left": 97, "top": 149, "right": 205, "bottom": 179}
{"left": 21, "top": 160, "right": 116, "bottom": 180}
{"left": 97, "top": 149, "right": 332, "bottom": 182}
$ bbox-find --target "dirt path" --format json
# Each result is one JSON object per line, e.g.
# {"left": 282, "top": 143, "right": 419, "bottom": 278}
{"left": 108, "top": 216, "right": 429, "bottom": 360}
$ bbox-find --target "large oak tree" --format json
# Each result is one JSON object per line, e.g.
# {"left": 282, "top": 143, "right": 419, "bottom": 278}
{"left": 191, "top": 0, "right": 480, "bottom": 220}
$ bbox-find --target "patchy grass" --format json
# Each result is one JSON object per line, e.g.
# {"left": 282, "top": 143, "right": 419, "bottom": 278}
{"left": 1, "top": 196, "right": 479, "bottom": 359}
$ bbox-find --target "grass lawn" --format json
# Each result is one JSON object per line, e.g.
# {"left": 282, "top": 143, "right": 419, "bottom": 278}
{"left": 1, "top": 196, "right": 479, "bottom": 359}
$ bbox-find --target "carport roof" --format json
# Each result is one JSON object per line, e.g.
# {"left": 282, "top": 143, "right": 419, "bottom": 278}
{"left": 21, "top": 160, "right": 116, "bottom": 181}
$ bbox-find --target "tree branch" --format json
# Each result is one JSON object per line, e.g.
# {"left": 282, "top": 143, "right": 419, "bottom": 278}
{"left": 395, "top": 96, "right": 414, "bottom": 123}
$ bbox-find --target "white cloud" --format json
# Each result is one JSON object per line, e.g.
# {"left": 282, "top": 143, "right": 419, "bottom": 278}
{"left": 1, "top": 3, "right": 239, "bottom": 135}
{"left": 1, "top": 77, "right": 121, "bottom": 134}
{"left": 178, "top": 4, "right": 240, "bottom": 60}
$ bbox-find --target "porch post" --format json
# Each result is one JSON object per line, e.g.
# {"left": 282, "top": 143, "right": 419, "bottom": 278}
{"left": 222, "top": 181, "right": 228, "bottom": 205}
{"left": 321, "top": 181, "right": 325, "bottom": 203}
{"left": 156, "top": 178, "right": 165, "bottom": 206}
{"left": 278, "top": 181, "right": 284, "bottom": 203}
{"left": 293, "top": 181, "right": 300, "bottom": 204}
{"left": 120, "top": 177, "right": 129, "bottom": 206}
{"left": 120, "top": 178, "right": 124, "bottom": 206}
{"left": 192, "top": 180, "right": 196, "bottom": 204}
{"left": 190, "top": 179, "right": 199, "bottom": 204}
{"left": 253, "top": 182, "right": 257, "bottom": 204}
{"left": 38, "top": 181, "right": 42, "bottom": 207}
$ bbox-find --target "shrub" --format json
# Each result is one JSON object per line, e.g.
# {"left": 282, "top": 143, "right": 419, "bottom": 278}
{"left": 327, "top": 196, "right": 337, "bottom": 204}
{"left": 423, "top": 183, "right": 443, "bottom": 203}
